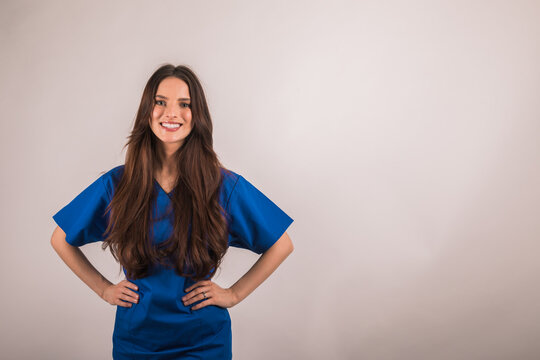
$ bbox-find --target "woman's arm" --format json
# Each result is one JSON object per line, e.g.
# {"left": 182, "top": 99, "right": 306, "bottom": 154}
{"left": 50, "top": 226, "right": 113, "bottom": 298}
{"left": 50, "top": 226, "right": 139, "bottom": 307}
{"left": 182, "top": 232, "right": 295, "bottom": 310}
{"left": 229, "top": 232, "right": 294, "bottom": 304}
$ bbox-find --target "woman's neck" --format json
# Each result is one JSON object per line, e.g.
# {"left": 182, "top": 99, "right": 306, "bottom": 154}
{"left": 158, "top": 143, "right": 179, "bottom": 177}
{"left": 157, "top": 159, "right": 177, "bottom": 178}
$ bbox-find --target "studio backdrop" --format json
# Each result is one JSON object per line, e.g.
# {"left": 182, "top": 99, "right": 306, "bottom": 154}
{"left": 1, "top": 0, "right": 540, "bottom": 359}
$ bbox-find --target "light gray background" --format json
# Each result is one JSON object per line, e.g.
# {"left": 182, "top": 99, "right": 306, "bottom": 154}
{"left": 1, "top": 0, "right": 539, "bottom": 359}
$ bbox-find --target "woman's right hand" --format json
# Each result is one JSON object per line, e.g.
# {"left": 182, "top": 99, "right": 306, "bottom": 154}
{"left": 102, "top": 280, "right": 139, "bottom": 307}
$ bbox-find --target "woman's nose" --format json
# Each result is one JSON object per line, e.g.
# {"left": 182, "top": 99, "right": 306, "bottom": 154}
{"left": 164, "top": 106, "right": 179, "bottom": 118}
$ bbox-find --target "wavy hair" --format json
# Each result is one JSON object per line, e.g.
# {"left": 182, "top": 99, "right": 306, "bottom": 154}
{"left": 101, "top": 64, "right": 230, "bottom": 282}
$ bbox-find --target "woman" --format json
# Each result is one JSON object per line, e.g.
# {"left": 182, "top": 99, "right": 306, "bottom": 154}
{"left": 50, "top": 64, "right": 294, "bottom": 359}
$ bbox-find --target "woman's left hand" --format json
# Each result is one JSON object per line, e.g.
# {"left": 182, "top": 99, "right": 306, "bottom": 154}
{"left": 182, "top": 280, "right": 239, "bottom": 310}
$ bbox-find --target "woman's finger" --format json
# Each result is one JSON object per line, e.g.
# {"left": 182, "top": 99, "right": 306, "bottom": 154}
{"left": 183, "top": 288, "right": 214, "bottom": 306}
{"left": 185, "top": 280, "right": 212, "bottom": 292}
{"left": 121, "top": 293, "right": 138, "bottom": 303}
{"left": 122, "top": 280, "right": 139, "bottom": 291}
{"left": 192, "top": 299, "right": 212, "bottom": 310}
{"left": 122, "top": 287, "right": 139, "bottom": 301}
{"left": 182, "top": 286, "right": 212, "bottom": 302}
{"left": 117, "top": 299, "right": 132, "bottom": 307}
{"left": 198, "top": 291, "right": 211, "bottom": 301}
{"left": 199, "top": 288, "right": 212, "bottom": 299}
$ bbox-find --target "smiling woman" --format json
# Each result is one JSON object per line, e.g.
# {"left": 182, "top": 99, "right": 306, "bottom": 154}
{"left": 149, "top": 78, "right": 193, "bottom": 148}
{"left": 50, "top": 63, "right": 295, "bottom": 359}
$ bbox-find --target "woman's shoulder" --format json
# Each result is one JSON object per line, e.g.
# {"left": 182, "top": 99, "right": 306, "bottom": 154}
{"left": 102, "top": 164, "right": 124, "bottom": 183}
{"left": 220, "top": 166, "right": 247, "bottom": 189}
{"left": 107, "top": 164, "right": 125, "bottom": 178}
{"left": 220, "top": 166, "right": 240, "bottom": 183}
{"left": 219, "top": 166, "right": 242, "bottom": 204}
{"left": 97, "top": 164, "right": 125, "bottom": 199}
{"left": 97, "top": 164, "right": 242, "bottom": 201}
{"left": 104, "top": 165, "right": 236, "bottom": 182}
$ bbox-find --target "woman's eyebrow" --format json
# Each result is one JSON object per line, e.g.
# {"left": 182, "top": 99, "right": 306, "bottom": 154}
{"left": 155, "top": 95, "right": 191, "bottom": 101}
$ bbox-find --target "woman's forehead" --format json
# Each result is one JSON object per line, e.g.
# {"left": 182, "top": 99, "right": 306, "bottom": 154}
{"left": 157, "top": 77, "right": 190, "bottom": 97}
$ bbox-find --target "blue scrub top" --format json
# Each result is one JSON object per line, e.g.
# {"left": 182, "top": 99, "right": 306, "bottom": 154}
{"left": 52, "top": 165, "right": 294, "bottom": 359}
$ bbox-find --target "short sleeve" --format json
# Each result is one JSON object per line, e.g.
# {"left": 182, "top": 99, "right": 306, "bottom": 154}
{"left": 227, "top": 174, "right": 294, "bottom": 254}
{"left": 52, "top": 173, "right": 111, "bottom": 247}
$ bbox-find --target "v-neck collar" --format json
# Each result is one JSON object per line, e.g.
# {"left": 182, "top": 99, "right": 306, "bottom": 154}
{"left": 153, "top": 178, "right": 174, "bottom": 197}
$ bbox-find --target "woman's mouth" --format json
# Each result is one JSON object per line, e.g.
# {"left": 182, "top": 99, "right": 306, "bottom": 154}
{"left": 160, "top": 122, "right": 183, "bottom": 132}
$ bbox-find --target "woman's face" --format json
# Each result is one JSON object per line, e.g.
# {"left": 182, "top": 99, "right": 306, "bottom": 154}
{"left": 150, "top": 76, "right": 193, "bottom": 152}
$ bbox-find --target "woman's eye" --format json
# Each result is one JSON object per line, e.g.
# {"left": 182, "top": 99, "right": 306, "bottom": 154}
{"left": 155, "top": 100, "right": 190, "bottom": 108}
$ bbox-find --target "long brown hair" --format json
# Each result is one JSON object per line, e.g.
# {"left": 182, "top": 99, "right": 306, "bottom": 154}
{"left": 102, "top": 64, "right": 230, "bottom": 282}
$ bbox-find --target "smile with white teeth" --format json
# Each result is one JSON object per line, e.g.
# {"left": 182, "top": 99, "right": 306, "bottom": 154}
{"left": 161, "top": 122, "right": 182, "bottom": 129}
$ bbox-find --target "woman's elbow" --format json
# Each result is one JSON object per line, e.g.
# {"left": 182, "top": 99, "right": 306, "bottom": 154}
{"left": 50, "top": 226, "right": 67, "bottom": 249}
{"left": 283, "top": 232, "right": 294, "bottom": 254}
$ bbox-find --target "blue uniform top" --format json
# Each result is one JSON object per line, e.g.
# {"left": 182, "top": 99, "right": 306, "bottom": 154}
{"left": 52, "top": 165, "right": 294, "bottom": 359}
